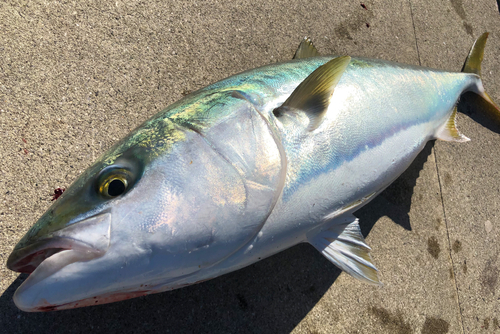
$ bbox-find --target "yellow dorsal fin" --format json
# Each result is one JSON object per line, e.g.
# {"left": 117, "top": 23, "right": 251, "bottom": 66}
{"left": 293, "top": 37, "right": 320, "bottom": 59}
{"left": 437, "top": 106, "right": 470, "bottom": 142}
{"left": 462, "top": 32, "right": 488, "bottom": 75}
{"left": 274, "top": 56, "right": 351, "bottom": 131}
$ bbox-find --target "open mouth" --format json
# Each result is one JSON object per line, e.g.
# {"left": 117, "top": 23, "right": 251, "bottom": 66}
{"left": 7, "top": 238, "right": 86, "bottom": 274}
{"left": 7, "top": 212, "right": 111, "bottom": 274}
{"left": 7, "top": 213, "right": 112, "bottom": 311}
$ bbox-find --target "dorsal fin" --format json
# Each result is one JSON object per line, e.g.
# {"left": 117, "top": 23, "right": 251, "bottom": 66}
{"left": 462, "top": 32, "right": 488, "bottom": 75}
{"left": 436, "top": 106, "right": 470, "bottom": 142}
{"left": 293, "top": 37, "right": 320, "bottom": 59}
{"left": 274, "top": 56, "right": 351, "bottom": 131}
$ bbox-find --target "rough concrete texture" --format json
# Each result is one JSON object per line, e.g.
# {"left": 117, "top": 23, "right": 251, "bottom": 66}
{"left": 0, "top": 0, "right": 499, "bottom": 333}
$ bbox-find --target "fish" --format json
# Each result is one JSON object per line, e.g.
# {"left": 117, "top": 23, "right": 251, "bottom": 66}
{"left": 7, "top": 33, "right": 500, "bottom": 312}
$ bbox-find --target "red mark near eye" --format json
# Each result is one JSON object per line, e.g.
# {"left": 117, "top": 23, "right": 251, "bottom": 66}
{"left": 22, "top": 138, "right": 27, "bottom": 143}
{"left": 51, "top": 187, "right": 66, "bottom": 201}
{"left": 361, "top": 3, "right": 367, "bottom": 9}
{"left": 23, "top": 148, "right": 29, "bottom": 155}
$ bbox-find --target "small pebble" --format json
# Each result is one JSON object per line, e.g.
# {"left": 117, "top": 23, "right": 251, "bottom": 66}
{"left": 485, "top": 220, "right": 492, "bottom": 233}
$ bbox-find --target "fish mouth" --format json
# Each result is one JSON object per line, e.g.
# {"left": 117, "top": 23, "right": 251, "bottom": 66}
{"left": 7, "top": 212, "right": 111, "bottom": 311}
{"left": 7, "top": 237, "right": 98, "bottom": 274}
{"left": 7, "top": 212, "right": 111, "bottom": 273}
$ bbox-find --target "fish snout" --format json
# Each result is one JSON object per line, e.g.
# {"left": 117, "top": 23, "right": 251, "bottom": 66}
{"left": 8, "top": 212, "right": 112, "bottom": 312}
{"left": 7, "top": 212, "right": 111, "bottom": 274}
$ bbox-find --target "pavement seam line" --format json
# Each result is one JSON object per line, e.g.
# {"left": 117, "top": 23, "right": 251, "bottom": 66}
{"left": 407, "top": 0, "right": 421, "bottom": 66}
{"left": 407, "top": 1, "right": 465, "bottom": 330}
{"left": 433, "top": 147, "right": 466, "bottom": 334}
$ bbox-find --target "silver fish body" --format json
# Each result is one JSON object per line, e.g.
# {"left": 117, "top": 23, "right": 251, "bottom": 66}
{"left": 7, "top": 35, "right": 499, "bottom": 311}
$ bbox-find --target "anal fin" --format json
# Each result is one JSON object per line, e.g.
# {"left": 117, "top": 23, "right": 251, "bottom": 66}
{"left": 436, "top": 106, "right": 470, "bottom": 142}
{"left": 308, "top": 217, "right": 381, "bottom": 285}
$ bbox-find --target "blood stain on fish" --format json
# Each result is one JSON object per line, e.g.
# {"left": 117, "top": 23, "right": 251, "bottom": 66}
{"left": 51, "top": 188, "right": 66, "bottom": 201}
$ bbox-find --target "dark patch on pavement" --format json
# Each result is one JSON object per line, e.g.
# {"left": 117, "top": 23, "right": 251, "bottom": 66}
{"left": 435, "top": 217, "right": 442, "bottom": 231}
{"left": 443, "top": 172, "right": 453, "bottom": 187}
{"left": 452, "top": 240, "right": 462, "bottom": 253}
{"left": 449, "top": 0, "right": 474, "bottom": 36}
{"left": 462, "top": 260, "right": 467, "bottom": 274}
{"left": 427, "top": 236, "right": 440, "bottom": 259}
{"left": 369, "top": 306, "right": 412, "bottom": 334}
{"left": 463, "top": 23, "right": 473, "bottom": 36}
{"left": 483, "top": 318, "right": 490, "bottom": 330}
{"left": 493, "top": 318, "right": 499, "bottom": 329}
{"left": 449, "top": 0, "right": 467, "bottom": 18}
{"left": 236, "top": 294, "right": 248, "bottom": 310}
{"left": 421, "top": 317, "right": 449, "bottom": 334}
{"left": 302, "top": 285, "right": 317, "bottom": 294}
{"left": 481, "top": 259, "right": 499, "bottom": 294}
{"left": 334, "top": 6, "right": 373, "bottom": 41}
{"left": 335, "top": 26, "right": 354, "bottom": 40}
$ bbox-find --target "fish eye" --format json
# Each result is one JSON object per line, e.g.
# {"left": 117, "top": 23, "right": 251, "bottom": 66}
{"left": 96, "top": 168, "right": 134, "bottom": 198}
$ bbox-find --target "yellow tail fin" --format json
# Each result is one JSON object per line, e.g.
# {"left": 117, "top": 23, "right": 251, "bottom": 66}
{"left": 462, "top": 32, "right": 500, "bottom": 124}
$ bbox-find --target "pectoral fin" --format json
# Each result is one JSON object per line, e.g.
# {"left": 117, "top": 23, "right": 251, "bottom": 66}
{"left": 308, "top": 216, "right": 381, "bottom": 285}
{"left": 274, "top": 56, "right": 351, "bottom": 131}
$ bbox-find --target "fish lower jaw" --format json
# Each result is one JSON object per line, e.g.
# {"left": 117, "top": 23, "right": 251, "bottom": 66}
{"left": 14, "top": 278, "right": 186, "bottom": 312}
{"left": 14, "top": 268, "right": 216, "bottom": 312}
{"left": 20, "top": 290, "right": 153, "bottom": 312}
{"left": 12, "top": 245, "right": 106, "bottom": 312}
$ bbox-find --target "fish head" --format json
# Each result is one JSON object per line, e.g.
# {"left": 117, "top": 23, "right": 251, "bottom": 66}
{"left": 7, "top": 90, "right": 286, "bottom": 311}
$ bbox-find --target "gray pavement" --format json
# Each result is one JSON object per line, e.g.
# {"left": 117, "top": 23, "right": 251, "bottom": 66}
{"left": 1, "top": 0, "right": 499, "bottom": 333}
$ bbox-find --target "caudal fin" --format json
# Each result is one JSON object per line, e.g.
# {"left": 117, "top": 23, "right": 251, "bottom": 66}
{"left": 462, "top": 32, "right": 500, "bottom": 124}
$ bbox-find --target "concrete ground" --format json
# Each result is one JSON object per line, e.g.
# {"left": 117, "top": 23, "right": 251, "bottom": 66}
{"left": 0, "top": 0, "right": 499, "bottom": 333}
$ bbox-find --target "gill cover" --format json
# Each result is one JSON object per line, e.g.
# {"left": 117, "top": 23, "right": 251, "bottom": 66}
{"left": 156, "top": 89, "right": 286, "bottom": 270}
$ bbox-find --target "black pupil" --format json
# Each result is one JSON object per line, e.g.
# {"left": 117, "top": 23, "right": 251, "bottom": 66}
{"left": 108, "top": 179, "right": 126, "bottom": 196}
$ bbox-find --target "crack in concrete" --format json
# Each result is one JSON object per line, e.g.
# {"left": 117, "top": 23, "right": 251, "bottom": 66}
{"left": 407, "top": 0, "right": 421, "bottom": 66}
{"left": 407, "top": 1, "right": 465, "bottom": 332}
{"left": 433, "top": 147, "right": 466, "bottom": 334}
